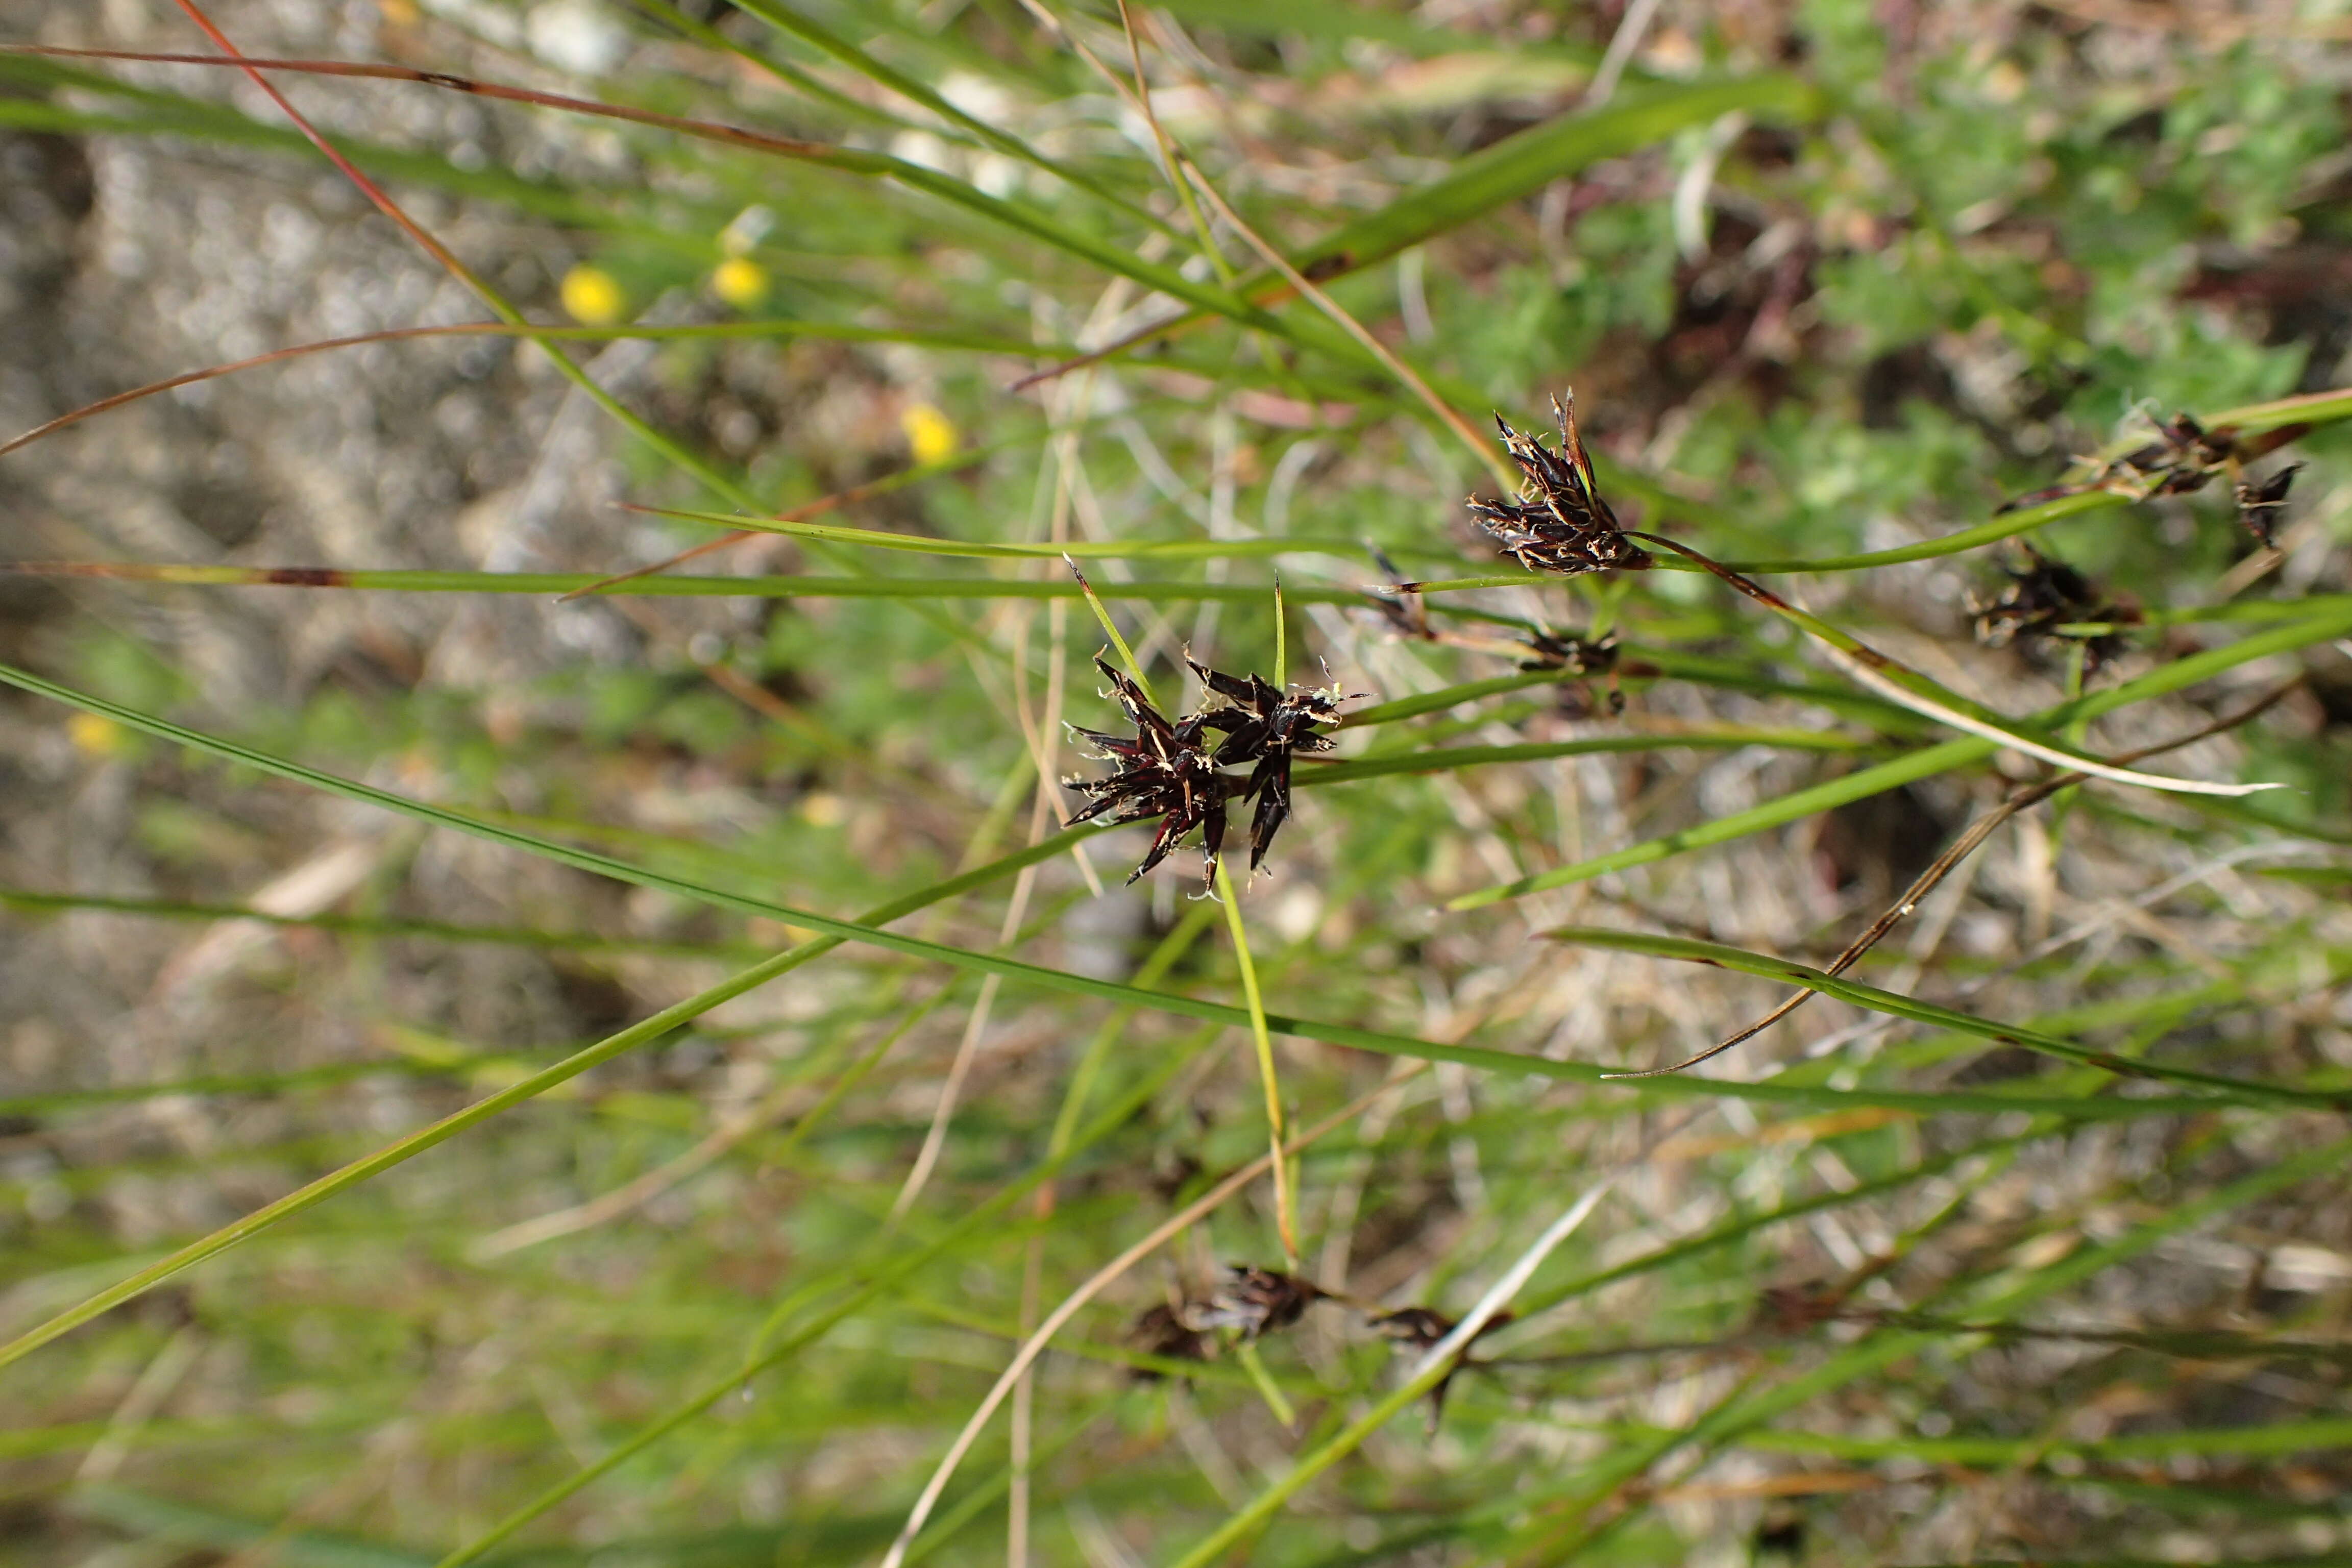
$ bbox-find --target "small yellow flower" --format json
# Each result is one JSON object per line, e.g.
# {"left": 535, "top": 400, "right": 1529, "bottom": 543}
{"left": 899, "top": 401, "right": 959, "bottom": 466}
{"left": 559, "top": 263, "right": 626, "bottom": 326}
{"left": 801, "top": 792, "right": 845, "bottom": 828}
{"left": 712, "top": 256, "right": 769, "bottom": 310}
{"left": 67, "top": 712, "right": 124, "bottom": 758}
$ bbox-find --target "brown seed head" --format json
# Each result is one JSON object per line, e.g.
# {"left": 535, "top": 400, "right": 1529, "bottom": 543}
{"left": 1184, "top": 1265, "right": 1324, "bottom": 1340}
{"left": 1967, "top": 546, "right": 2139, "bottom": 674}
{"left": 1467, "top": 394, "right": 1652, "bottom": 577}
{"left": 2235, "top": 462, "right": 2302, "bottom": 549}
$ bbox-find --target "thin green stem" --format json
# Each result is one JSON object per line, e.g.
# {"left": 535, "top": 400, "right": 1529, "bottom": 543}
{"left": 1215, "top": 854, "right": 1293, "bottom": 1266}
{"left": 1065, "top": 555, "right": 1155, "bottom": 702}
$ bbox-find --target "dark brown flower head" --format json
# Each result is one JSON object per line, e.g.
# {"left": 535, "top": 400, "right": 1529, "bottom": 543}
{"left": 2235, "top": 461, "right": 2302, "bottom": 549}
{"left": 1128, "top": 1301, "right": 1214, "bottom": 1380}
{"left": 1184, "top": 1265, "right": 1323, "bottom": 1340}
{"left": 1517, "top": 629, "right": 1618, "bottom": 676}
{"left": 1968, "top": 546, "right": 2139, "bottom": 675}
{"left": 1468, "top": 395, "right": 1652, "bottom": 577}
{"left": 1999, "top": 407, "right": 2238, "bottom": 514}
{"left": 2115, "top": 410, "right": 2232, "bottom": 495}
{"left": 1368, "top": 1307, "right": 1514, "bottom": 1431}
{"left": 1361, "top": 543, "right": 1431, "bottom": 642}
{"left": 1369, "top": 1305, "right": 1516, "bottom": 1351}
{"left": 1522, "top": 630, "right": 1626, "bottom": 715}
{"left": 1187, "top": 656, "right": 1347, "bottom": 872}
{"left": 1063, "top": 655, "right": 1234, "bottom": 893}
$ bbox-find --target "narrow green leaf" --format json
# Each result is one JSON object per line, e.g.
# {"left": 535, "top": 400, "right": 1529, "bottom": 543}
{"left": 1546, "top": 926, "right": 2341, "bottom": 1108}
{"left": 2209, "top": 385, "right": 2352, "bottom": 436}
{"left": 5, "top": 564, "right": 1368, "bottom": 605}
{"left": 632, "top": 507, "right": 1321, "bottom": 560}
{"left": 725, "top": 0, "right": 1168, "bottom": 232}
{"left": 1720, "top": 490, "right": 2128, "bottom": 574}
{"left": 1303, "top": 729, "right": 1875, "bottom": 787}
{"left": 1744, "top": 1414, "right": 2352, "bottom": 1465}
{"left": 0, "top": 663, "right": 2241, "bottom": 1126}
{"left": 1297, "top": 77, "right": 1823, "bottom": 280}
{"left": 1451, "top": 604, "right": 2352, "bottom": 908}
{"left": 0, "top": 887, "right": 765, "bottom": 958}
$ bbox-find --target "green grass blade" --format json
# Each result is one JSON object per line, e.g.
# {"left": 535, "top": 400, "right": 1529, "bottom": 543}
{"left": 1451, "top": 603, "right": 2352, "bottom": 908}
{"left": 1294, "top": 76, "right": 1823, "bottom": 279}
{"left": 0, "top": 663, "right": 2262, "bottom": 1127}
{"left": 724, "top": 0, "right": 1169, "bottom": 232}
{"left": 0, "top": 1054, "right": 569, "bottom": 1117}
{"left": 0, "top": 945, "right": 811, "bottom": 1373}
{"left": 630, "top": 507, "right": 1315, "bottom": 560}
{"left": 0, "top": 57, "right": 612, "bottom": 225}
{"left": 1215, "top": 856, "right": 1294, "bottom": 1261}
{"left": 2209, "top": 385, "right": 2352, "bottom": 436}
{"left": 432, "top": 1034, "right": 1220, "bottom": 1567}
{"left": 1302, "top": 728, "right": 1877, "bottom": 788}
{"left": 3, "top": 564, "right": 1369, "bottom": 605}
{"left": 1012, "top": 75, "right": 1823, "bottom": 375}
{"left": 0, "top": 887, "right": 766, "bottom": 958}
{"left": 1745, "top": 1416, "right": 2352, "bottom": 1468}
{"left": 1718, "top": 490, "right": 2128, "bottom": 573}
{"left": 1700, "top": 390, "right": 2349, "bottom": 574}
{"left": 1546, "top": 927, "right": 2340, "bottom": 1108}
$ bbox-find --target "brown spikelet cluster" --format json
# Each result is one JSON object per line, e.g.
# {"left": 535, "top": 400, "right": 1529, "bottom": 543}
{"left": 1967, "top": 545, "right": 2141, "bottom": 674}
{"left": 2110, "top": 409, "right": 2237, "bottom": 497}
{"left": 1370, "top": 1305, "right": 1517, "bottom": 1428}
{"left": 1125, "top": 1266, "right": 1330, "bottom": 1378}
{"left": 1188, "top": 1264, "right": 1324, "bottom": 1339}
{"left": 1359, "top": 545, "right": 1626, "bottom": 709}
{"left": 1123, "top": 1266, "right": 1512, "bottom": 1431}
{"left": 1063, "top": 656, "right": 1232, "bottom": 892}
{"left": 2000, "top": 408, "right": 2305, "bottom": 547}
{"left": 2236, "top": 462, "right": 2303, "bottom": 549}
{"left": 1127, "top": 1302, "right": 1214, "bottom": 1376}
{"left": 1063, "top": 655, "right": 1346, "bottom": 890}
{"left": 1467, "top": 395, "right": 1652, "bottom": 578}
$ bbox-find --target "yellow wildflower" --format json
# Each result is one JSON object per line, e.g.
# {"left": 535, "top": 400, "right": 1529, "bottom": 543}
{"left": 899, "top": 401, "right": 959, "bottom": 466}
{"left": 712, "top": 256, "right": 769, "bottom": 309}
{"left": 67, "top": 712, "right": 125, "bottom": 757}
{"left": 559, "top": 263, "right": 626, "bottom": 326}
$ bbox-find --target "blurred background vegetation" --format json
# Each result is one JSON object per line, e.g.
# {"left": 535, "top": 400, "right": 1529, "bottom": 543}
{"left": 2, "top": 0, "right": 2350, "bottom": 1563}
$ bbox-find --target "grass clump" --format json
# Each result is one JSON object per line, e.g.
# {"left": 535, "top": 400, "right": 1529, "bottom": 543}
{"left": 2, "top": 2, "right": 2351, "bottom": 1564}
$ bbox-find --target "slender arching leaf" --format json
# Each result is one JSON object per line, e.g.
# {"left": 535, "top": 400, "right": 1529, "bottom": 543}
{"left": 1721, "top": 489, "right": 2128, "bottom": 574}
{"left": 1545, "top": 926, "right": 2338, "bottom": 1107}
{"left": 1302, "top": 728, "right": 1875, "bottom": 787}
{"left": 1450, "top": 604, "right": 2352, "bottom": 907}
{"left": 1295, "top": 76, "right": 1823, "bottom": 278}
{"left": 1083, "top": 75, "right": 1825, "bottom": 357}
{"left": 0, "top": 564, "right": 1369, "bottom": 604}
{"left": 0, "top": 662, "right": 2293, "bottom": 1122}
{"left": 723, "top": 0, "right": 1170, "bottom": 232}
{"left": 0, "top": 796, "right": 1101, "bottom": 1374}
{"left": 623, "top": 509, "right": 1330, "bottom": 559}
